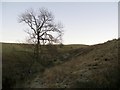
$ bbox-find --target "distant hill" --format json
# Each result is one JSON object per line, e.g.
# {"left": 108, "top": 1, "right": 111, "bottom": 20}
{"left": 2, "top": 39, "right": 120, "bottom": 88}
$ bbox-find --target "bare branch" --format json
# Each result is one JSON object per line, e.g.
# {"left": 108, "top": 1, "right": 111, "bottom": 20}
{"left": 19, "top": 7, "right": 64, "bottom": 47}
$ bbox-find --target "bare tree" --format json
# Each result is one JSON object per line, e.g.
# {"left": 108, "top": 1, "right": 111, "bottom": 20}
{"left": 18, "top": 8, "right": 63, "bottom": 63}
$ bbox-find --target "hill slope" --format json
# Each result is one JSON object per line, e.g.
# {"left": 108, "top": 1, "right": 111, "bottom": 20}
{"left": 26, "top": 39, "right": 119, "bottom": 88}
{"left": 2, "top": 43, "right": 88, "bottom": 88}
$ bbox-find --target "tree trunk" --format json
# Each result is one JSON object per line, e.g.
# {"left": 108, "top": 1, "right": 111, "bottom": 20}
{"left": 36, "top": 31, "right": 40, "bottom": 62}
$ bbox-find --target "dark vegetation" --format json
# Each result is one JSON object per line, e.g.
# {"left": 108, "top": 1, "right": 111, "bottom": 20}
{"left": 2, "top": 38, "right": 120, "bottom": 88}
{"left": 2, "top": 42, "right": 86, "bottom": 88}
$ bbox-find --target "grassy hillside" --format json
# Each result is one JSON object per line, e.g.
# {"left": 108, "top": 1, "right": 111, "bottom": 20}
{"left": 2, "top": 39, "right": 120, "bottom": 88}
{"left": 2, "top": 43, "right": 87, "bottom": 88}
{"left": 26, "top": 39, "right": 119, "bottom": 88}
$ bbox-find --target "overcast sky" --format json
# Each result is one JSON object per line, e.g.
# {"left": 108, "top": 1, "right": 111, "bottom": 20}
{"left": 1, "top": 1, "right": 118, "bottom": 45}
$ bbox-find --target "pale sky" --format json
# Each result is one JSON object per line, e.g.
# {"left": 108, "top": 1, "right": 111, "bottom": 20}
{"left": 1, "top": 1, "right": 118, "bottom": 45}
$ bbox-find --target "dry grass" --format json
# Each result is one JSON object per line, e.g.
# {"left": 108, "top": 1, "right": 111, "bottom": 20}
{"left": 28, "top": 39, "right": 119, "bottom": 88}
{"left": 2, "top": 39, "right": 119, "bottom": 88}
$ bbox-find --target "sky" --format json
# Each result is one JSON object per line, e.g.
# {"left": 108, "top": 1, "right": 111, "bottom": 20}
{"left": 1, "top": 1, "right": 118, "bottom": 45}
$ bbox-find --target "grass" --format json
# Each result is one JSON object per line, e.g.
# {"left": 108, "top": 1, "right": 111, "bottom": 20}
{"left": 27, "top": 39, "right": 119, "bottom": 88}
{"left": 2, "top": 43, "right": 87, "bottom": 88}
{"left": 2, "top": 39, "right": 120, "bottom": 88}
